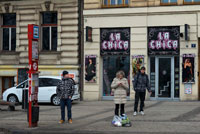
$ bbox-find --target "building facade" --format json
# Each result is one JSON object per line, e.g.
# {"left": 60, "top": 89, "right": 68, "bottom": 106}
{"left": 83, "top": 0, "right": 200, "bottom": 101}
{"left": 0, "top": 0, "right": 83, "bottom": 99}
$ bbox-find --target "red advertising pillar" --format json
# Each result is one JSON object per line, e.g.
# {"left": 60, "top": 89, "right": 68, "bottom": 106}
{"left": 28, "top": 24, "right": 39, "bottom": 127}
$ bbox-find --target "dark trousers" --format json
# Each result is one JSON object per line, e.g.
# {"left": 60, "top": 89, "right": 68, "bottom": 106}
{"left": 60, "top": 98, "right": 72, "bottom": 121}
{"left": 134, "top": 91, "right": 146, "bottom": 112}
{"left": 115, "top": 104, "right": 125, "bottom": 116}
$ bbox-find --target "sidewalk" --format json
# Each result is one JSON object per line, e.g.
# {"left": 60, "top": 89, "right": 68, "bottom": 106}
{"left": 1, "top": 101, "right": 200, "bottom": 134}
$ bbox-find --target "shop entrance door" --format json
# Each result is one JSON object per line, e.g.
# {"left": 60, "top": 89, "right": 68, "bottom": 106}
{"left": 150, "top": 56, "right": 180, "bottom": 100}
{"left": 102, "top": 55, "right": 130, "bottom": 100}
{"left": 150, "top": 57, "right": 175, "bottom": 100}
{"left": 156, "top": 57, "right": 174, "bottom": 99}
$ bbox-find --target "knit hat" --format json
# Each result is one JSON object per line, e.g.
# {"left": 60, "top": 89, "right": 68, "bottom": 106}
{"left": 62, "top": 71, "right": 69, "bottom": 76}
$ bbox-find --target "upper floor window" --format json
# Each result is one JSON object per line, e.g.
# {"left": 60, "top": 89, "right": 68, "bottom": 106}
{"left": 103, "top": 0, "right": 129, "bottom": 7}
{"left": 161, "top": 0, "right": 177, "bottom": 5}
{"left": 2, "top": 13, "right": 16, "bottom": 51}
{"left": 41, "top": 12, "right": 57, "bottom": 51}
{"left": 184, "top": 0, "right": 200, "bottom": 4}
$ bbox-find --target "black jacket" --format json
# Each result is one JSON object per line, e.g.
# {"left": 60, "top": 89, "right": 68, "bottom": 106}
{"left": 133, "top": 72, "right": 151, "bottom": 92}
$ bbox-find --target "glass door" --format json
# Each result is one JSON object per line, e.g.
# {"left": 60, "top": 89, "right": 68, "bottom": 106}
{"left": 156, "top": 57, "right": 174, "bottom": 99}
{"left": 102, "top": 55, "right": 130, "bottom": 100}
{"left": 150, "top": 57, "right": 177, "bottom": 100}
{"left": 158, "top": 58, "right": 172, "bottom": 98}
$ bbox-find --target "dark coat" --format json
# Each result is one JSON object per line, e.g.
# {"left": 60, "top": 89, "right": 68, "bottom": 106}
{"left": 133, "top": 72, "right": 150, "bottom": 92}
{"left": 56, "top": 78, "right": 76, "bottom": 99}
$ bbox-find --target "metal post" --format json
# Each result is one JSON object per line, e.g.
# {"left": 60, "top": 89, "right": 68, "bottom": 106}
{"left": 28, "top": 24, "right": 39, "bottom": 127}
{"left": 28, "top": 72, "right": 32, "bottom": 127}
{"left": 78, "top": 0, "right": 84, "bottom": 101}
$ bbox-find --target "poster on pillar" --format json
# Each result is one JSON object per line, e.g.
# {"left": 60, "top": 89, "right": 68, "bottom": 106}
{"left": 132, "top": 55, "right": 144, "bottom": 78}
{"left": 100, "top": 28, "right": 130, "bottom": 55}
{"left": 85, "top": 55, "right": 97, "bottom": 83}
{"left": 182, "top": 54, "right": 195, "bottom": 83}
{"left": 148, "top": 26, "right": 180, "bottom": 55}
{"left": 32, "top": 41, "right": 39, "bottom": 60}
{"left": 31, "top": 73, "right": 39, "bottom": 101}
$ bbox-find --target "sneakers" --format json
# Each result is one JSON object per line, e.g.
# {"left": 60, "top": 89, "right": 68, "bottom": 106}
{"left": 133, "top": 111, "right": 137, "bottom": 116}
{"left": 59, "top": 120, "right": 65, "bottom": 124}
{"left": 133, "top": 111, "right": 145, "bottom": 116}
{"left": 140, "top": 111, "right": 145, "bottom": 115}
{"left": 68, "top": 119, "right": 72, "bottom": 124}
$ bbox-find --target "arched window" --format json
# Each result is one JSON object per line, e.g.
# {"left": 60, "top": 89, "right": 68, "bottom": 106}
{"left": 103, "top": 0, "right": 129, "bottom": 7}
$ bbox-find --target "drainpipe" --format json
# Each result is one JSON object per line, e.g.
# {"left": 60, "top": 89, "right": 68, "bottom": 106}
{"left": 78, "top": 0, "right": 84, "bottom": 101}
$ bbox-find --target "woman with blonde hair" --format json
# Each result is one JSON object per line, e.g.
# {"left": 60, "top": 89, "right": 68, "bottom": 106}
{"left": 111, "top": 70, "right": 129, "bottom": 116}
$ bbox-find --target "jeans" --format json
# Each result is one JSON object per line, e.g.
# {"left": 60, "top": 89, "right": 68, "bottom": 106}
{"left": 115, "top": 104, "right": 125, "bottom": 116}
{"left": 60, "top": 98, "right": 72, "bottom": 121}
{"left": 134, "top": 91, "right": 146, "bottom": 112}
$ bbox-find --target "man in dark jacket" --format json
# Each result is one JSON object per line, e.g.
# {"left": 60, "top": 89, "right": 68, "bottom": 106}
{"left": 57, "top": 71, "right": 76, "bottom": 124}
{"left": 133, "top": 66, "right": 151, "bottom": 116}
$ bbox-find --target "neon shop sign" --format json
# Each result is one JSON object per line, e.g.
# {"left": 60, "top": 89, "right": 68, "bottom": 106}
{"left": 100, "top": 28, "right": 130, "bottom": 55}
{"left": 149, "top": 32, "right": 178, "bottom": 50}
{"left": 148, "top": 27, "right": 180, "bottom": 55}
{"left": 102, "top": 33, "right": 129, "bottom": 50}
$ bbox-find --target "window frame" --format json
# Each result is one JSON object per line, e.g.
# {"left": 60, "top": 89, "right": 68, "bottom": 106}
{"left": 160, "top": 0, "right": 178, "bottom": 6}
{"left": 1, "top": 13, "right": 16, "bottom": 51}
{"left": 102, "top": 0, "right": 129, "bottom": 8}
{"left": 184, "top": 0, "right": 200, "bottom": 5}
{"left": 41, "top": 12, "right": 58, "bottom": 51}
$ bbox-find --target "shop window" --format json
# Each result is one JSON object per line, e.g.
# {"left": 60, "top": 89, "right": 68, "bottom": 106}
{"left": 2, "top": 14, "right": 16, "bottom": 51}
{"left": 41, "top": 12, "right": 57, "bottom": 51}
{"left": 17, "top": 68, "right": 29, "bottom": 85}
{"left": 102, "top": 0, "right": 129, "bottom": 8}
{"left": 103, "top": 55, "right": 130, "bottom": 97}
{"left": 2, "top": 77, "right": 14, "bottom": 93}
{"left": 184, "top": 0, "right": 200, "bottom": 4}
{"left": 160, "top": 0, "right": 177, "bottom": 5}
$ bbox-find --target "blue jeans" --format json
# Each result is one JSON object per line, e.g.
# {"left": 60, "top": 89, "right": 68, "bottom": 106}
{"left": 60, "top": 98, "right": 72, "bottom": 121}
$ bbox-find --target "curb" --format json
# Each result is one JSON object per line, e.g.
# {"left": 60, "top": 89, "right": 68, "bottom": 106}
{"left": 1, "top": 128, "right": 200, "bottom": 134}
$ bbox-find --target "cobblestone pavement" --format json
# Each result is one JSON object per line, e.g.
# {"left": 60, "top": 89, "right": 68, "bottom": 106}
{"left": 0, "top": 101, "right": 200, "bottom": 134}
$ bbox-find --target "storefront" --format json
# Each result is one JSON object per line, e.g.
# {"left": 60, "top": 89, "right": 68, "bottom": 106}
{"left": 84, "top": 6, "right": 200, "bottom": 101}
{"left": 148, "top": 26, "right": 180, "bottom": 100}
